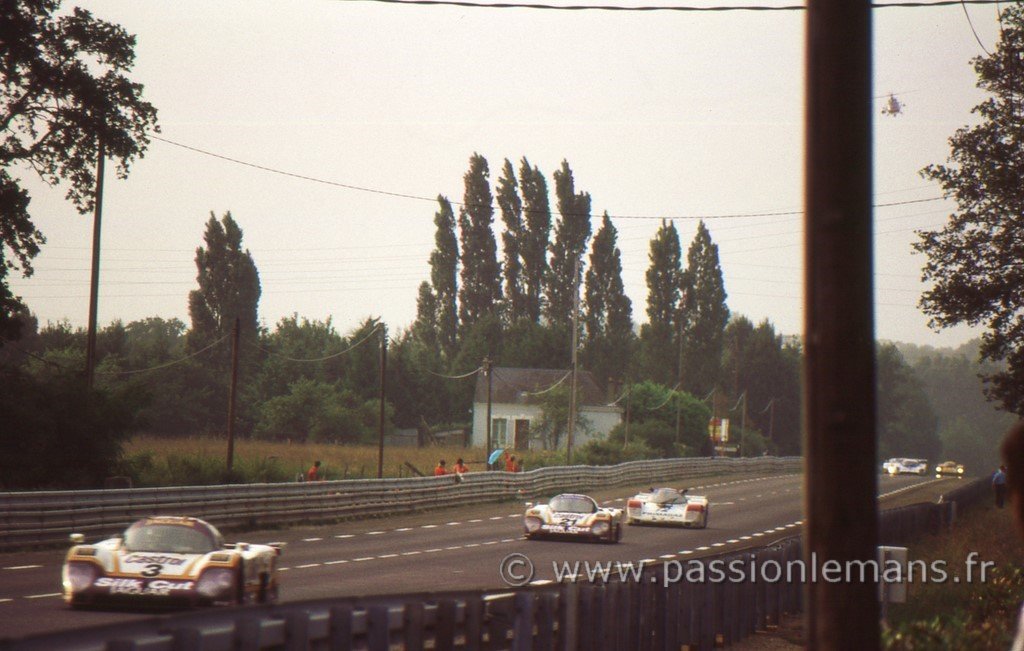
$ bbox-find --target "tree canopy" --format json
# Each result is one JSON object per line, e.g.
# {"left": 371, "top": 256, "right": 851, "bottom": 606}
{"left": 914, "top": 5, "right": 1024, "bottom": 415}
{"left": 1, "top": 1, "right": 158, "bottom": 341}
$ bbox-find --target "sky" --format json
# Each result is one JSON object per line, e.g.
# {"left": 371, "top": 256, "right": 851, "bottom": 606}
{"left": 7, "top": 0, "right": 1008, "bottom": 349}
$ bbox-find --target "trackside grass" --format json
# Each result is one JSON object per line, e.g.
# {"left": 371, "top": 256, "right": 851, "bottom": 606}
{"left": 883, "top": 503, "right": 1024, "bottom": 650}
{"left": 118, "top": 434, "right": 566, "bottom": 486}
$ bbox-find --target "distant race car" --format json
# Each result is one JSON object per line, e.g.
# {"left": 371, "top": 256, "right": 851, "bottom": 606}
{"left": 626, "top": 487, "right": 709, "bottom": 529}
{"left": 523, "top": 493, "right": 623, "bottom": 543}
{"left": 63, "top": 516, "right": 283, "bottom": 609}
{"left": 935, "top": 461, "right": 965, "bottom": 478}
{"left": 883, "top": 458, "right": 928, "bottom": 476}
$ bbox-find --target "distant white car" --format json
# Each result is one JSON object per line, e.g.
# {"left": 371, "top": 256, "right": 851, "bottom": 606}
{"left": 883, "top": 458, "right": 928, "bottom": 476}
{"left": 626, "top": 487, "right": 709, "bottom": 529}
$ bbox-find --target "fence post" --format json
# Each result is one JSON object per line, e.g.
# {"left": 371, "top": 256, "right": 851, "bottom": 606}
{"left": 329, "top": 604, "right": 354, "bottom": 651}
{"left": 367, "top": 606, "right": 390, "bottom": 651}
{"left": 561, "top": 582, "right": 579, "bottom": 651}
{"left": 284, "top": 611, "right": 312, "bottom": 651}
{"left": 536, "top": 591, "right": 557, "bottom": 651}
{"left": 464, "top": 595, "right": 484, "bottom": 651}
{"left": 404, "top": 602, "right": 425, "bottom": 651}
{"left": 436, "top": 599, "right": 457, "bottom": 651}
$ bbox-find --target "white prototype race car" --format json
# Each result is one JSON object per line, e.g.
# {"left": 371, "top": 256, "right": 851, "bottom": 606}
{"left": 63, "top": 516, "right": 283, "bottom": 608}
{"left": 883, "top": 458, "right": 928, "bottom": 476}
{"left": 626, "top": 487, "right": 709, "bottom": 528}
{"left": 523, "top": 493, "right": 623, "bottom": 543}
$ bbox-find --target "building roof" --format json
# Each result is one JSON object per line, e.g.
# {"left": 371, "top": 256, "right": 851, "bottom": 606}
{"left": 473, "top": 367, "right": 612, "bottom": 407}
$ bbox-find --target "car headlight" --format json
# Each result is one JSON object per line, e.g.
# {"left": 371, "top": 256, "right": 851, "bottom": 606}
{"left": 63, "top": 562, "right": 99, "bottom": 594}
{"left": 524, "top": 517, "right": 542, "bottom": 533}
{"left": 958, "top": 467, "right": 964, "bottom": 474}
{"left": 197, "top": 568, "right": 235, "bottom": 599}
{"left": 591, "top": 521, "right": 609, "bottom": 536}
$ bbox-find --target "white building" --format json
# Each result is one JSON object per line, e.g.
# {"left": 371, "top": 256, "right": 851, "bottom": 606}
{"left": 471, "top": 367, "right": 623, "bottom": 451}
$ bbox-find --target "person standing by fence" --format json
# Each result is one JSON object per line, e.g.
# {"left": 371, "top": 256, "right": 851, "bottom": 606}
{"left": 994, "top": 464, "right": 1008, "bottom": 508}
{"left": 434, "top": 459, "right": 448, "bottom": 476}
{"left": 306, "top": 460, "right": 323, "bottom": 482}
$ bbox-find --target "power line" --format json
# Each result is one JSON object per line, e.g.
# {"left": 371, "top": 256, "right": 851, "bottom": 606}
{"left": 97, "top": 334, "right": 229, "bottom": 376}
{"left": 355, "top": 0, "right": 1003, "bottom": 11}
{"left": 252, "top": 325, "right": 382, "bottom": 362}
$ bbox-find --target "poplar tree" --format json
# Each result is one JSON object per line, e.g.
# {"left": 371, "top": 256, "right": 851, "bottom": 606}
{"left": 458, "top": 153, "right": 501, "bottom": 328}
{"left": 680, "top": 221, "right": 729, "bottom": 396}
{"left": 544, "top": 160, "right": 592, "bottom": 329}
{"left": 497, "top": 158, "right": 527, "bottom": 322}
{"left": 412, "top": 281, "right": 439, "bottom": 352}
{"left": 187, "top": 211, "right": 261, "bottom": 353}
{"left": 429, "top": 196, "right": 459, "bottom": 359}
{"left": 639, "top": 220, "right": 681, "bottom": 385}
{"left": 583, "top": 213, "right": 634, "bottom": 386}
{"left": 519, "top": 158, "right": 551, "bottom": 323}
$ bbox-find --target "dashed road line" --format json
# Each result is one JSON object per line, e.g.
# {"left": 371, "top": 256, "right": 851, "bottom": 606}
{"left": 25, "top": 593, "right": 60, "bottom": 600}
{"left": 3, "top": 565, "right": 41, "bottom": 571}
{"left": 302, "top": 537, "right": 323, "bottom": 542}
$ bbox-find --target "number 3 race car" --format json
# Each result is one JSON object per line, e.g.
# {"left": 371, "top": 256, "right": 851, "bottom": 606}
{"left": 523, "top": 493, "right": 623, "bottom": 543}
{"left": 63, "top": 516, "right": 283, "bottom": 608}
{"left": 626, "top": 487, "right": 709, "bottom": 528}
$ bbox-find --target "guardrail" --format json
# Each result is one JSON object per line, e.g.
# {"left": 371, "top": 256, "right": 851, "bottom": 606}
{"left": 0, "top": 457, "right": 800, "bottom": 551}
{"left": 0, "top": 477, "right": 984, "bottom": 651}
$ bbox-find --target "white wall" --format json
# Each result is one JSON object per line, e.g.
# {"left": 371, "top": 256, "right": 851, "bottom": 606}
{"left": 471, "top": 402, "right": 622, "bottom": 450}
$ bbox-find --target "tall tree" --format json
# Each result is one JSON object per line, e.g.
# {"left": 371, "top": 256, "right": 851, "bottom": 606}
{"left": 187, "top": 212, "right": 261, "bottom": 352}
{"left": 412, "top": 281, "right": 439, "bottom": 353}
{"left": 639, "top": 220, "right": 681, "bottom": 385}
{"left": 914, "top": 5, "right": 1024, "bottom": 416}
{"left": 497, "top": 158, "right": 527, "bottom": 322}
{"left": 544, "top": 160, "right": 592, "bottom": 328}
{"left": 0, "top": 1, "right": 159, "bottom": 341}
{"left": 680, "top": 221, "right": 729, "bottom": 396}
{"left": 519, "top": 158, "right": 552, "bottom": 322}
{"left": 583, "top": 213, "right": 634, "bottom": 387}
{"left": 458, "top": 153, "right": 501, "bottom": 329}
{"left": 429, "top": 195, "right": 459, "bottom": 359}
{"left": 876, "top": 343, "right": 941, "bottom": 460}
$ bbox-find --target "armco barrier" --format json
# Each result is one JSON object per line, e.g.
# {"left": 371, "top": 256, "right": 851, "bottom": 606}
{"left": 0, "top": 457, "right": 800, "bottom": 551}
{"left": 0, "top": 478, "right": 984, "bottom": 651}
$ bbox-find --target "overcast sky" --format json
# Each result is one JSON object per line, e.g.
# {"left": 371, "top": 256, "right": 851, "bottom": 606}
{"left": 8, "top": 0, "right": 1006, "bottom": 349}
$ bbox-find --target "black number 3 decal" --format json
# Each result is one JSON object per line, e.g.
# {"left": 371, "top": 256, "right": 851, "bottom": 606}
{"left": 141, "top": 564, "right": 162, "bottom": 577}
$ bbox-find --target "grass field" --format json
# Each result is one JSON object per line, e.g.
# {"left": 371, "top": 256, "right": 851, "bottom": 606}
{"left": 119, "top": 434, "right": 564, "bottom": 486}
{"left": 883, "top": 501, "right": 1024, "bottom": 649}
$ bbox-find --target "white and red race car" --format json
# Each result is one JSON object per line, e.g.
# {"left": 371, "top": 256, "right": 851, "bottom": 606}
{"left": 63, "top": 516, "right": 283, "bottom": 608}
{"left": 626, "top": 487, "right": 709, "bottom": 528}
{"left": 523, "top": 493, "right": 623, "bottom": 543}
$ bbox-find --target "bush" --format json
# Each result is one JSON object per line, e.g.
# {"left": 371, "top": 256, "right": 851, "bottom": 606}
{"left": 576, "top": 438, "right": 658, "bottom": 466}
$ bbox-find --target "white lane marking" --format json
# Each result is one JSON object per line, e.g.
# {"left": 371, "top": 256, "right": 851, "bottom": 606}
{"left": 424, "top": 548, "right": 442, "bottom": 553}
{"left": 378, "top": 554, "right": 398, "bottom": 559}
{"left": 640, "top": 558, "right": 657, "bottom": 564}
{"left": 279, "top": 567, "right": 291, "bottom": 572}
{"left": 421, "top": 525, "right": 438, "bottom": 529}
{"left": 489, "top": 516, "right": 504, "bottom": 521}
{"left": 335, "top": 534, "right": 354, "bottom": 539}
{"left": 714, "top": 502, "right": 735, "bottom": 506}
{"left": 530, "top": 580, "right": 554, "bottom": 586}
{"left": 740, "top": 536, "right": 753, "bottom": 540}
{"left": 445, "top": 546, "right": 462, "bottom": 551}
{"left": 26, "top": 593, "right": 60, "bottom": 599}
{"left": 712, "top": 543, "right": 726, "bottom": 548}
{"left": 3, "top": 565, "right": 42, "bottom": 571}
{"left": 679, "top": 550, "right": 694, "bottom": 555}
{"left": 302, "top": 537, "right": 323, "bottom": 542}
{"left": 727, "top": 539, "right": 740, "bottom": 544}
{"left": 353, "top": 557, "right": 374, "bottom": 562}
{"left": 395, "top": 527, "right": 412, "bottom": 532}
{"left": 468, "top": 519, "right": 483, "bottom": 523}
{"left": 295, "top": 563, "right": 321, "bottom": 569}
{"left": 501, "top": 538, "right": 517, "bottom": 543}
{"left": 402, "top": 551, "right": 422, "bottom": 556}
{"left": 0, "top": 598, "right": 12, "bottom": 604}
{"left": 465, "top": 543, "right": 480, "bottom": 548}
{"left": 786, "top": 524, "right": 797, "bottom": 528}
{"left": 696, "top": 546, "right": 711, "bottom": 551}
{"left": 324, "top": 560, "right": 348, "bottom": 565}
{"left": 482, "top": 541, "right": 498, "bottom": 545}
{"left": 660, "top": 554, "right": 676, "bottom": 559}
{"left": 446, "top": 522, "right": 461, "bottom": 526}
{"left": 367, "top": 531, "right": 385, "bottom": 535}
{"left": 752, "top": 533, "right": 764, "bottom": 537}
{"left": 507, "top": 515, "right": 519, "bottom": 518}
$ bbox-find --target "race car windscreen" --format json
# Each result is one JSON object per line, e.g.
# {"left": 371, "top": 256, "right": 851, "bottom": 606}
{"left": 125, "top": 524, "right": 217, "bottom": 553}
{"left": 650, "top": 488, "right": 683, "bottom": 504}
{"left": 549, "top": 496, "right": 597, "bottom": 513}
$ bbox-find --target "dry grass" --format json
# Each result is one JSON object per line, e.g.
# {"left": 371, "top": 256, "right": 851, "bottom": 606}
{"left": 122, "top": 434, "right": 555, "bottom": 484}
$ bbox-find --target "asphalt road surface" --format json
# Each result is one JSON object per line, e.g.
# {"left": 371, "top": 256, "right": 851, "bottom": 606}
{"left": 0, "top": 472, "right": 955, "bottom": 639}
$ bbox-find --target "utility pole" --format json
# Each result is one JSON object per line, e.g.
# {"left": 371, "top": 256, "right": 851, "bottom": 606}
{"left": 740, "top": 391, "right": 747, "bottom": 457}
{"left": 566, "top": 258, "right": 580, "bottom": 465}
{"left": 226, "top": 317, "right": 240, "bottom": 473}
{"left": 484, "top": 357, "right": 493, "bottom": 468}
{"left": 624, "top": 385, "right": 631, "bottom": 448}
{"left": 377, "top": 327, "right": 387, "bottom": 479}
{"left": 806, "top": 0, "right": 877, "bottom": 646}
{"left": 674, "top": 294, "right": 685, "bottom": 444}
{"left": 85, "top": 138, "right": 105, "bottom": 390}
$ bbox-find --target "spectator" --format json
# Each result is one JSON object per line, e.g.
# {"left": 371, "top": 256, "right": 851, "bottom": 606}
{"left": 1000, "top": 422, "right": 1024, "bottom": 650}
{"left": 453, "top": 458, "right": 469, "bottom": 474}
{"left": 306, "top": 460, "right": 323, "bottom": 482}
{"left": 505, "top": 454, "right": 517, "bottom": 473}
{"left": 434, "top": 459, "right": 448, "bottom": 476}
{"left": 994, "top": 464, "right": 1008, "bottom": 508}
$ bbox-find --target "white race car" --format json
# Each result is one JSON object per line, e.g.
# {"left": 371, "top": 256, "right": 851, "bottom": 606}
{"left": 63, "top": 516, "right": 283, "bottom": 608}
{"left": 626, "top": 487, "right": 709, "bottom": 528}
{"left": 884, "top": 458, "right": 928, "bottom": 476}
{"left": 523, "top": 493, "right": 623, "bottom": 543}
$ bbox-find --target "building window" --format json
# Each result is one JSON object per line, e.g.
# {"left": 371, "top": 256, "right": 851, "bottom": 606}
{"left": 491, "top": 418, "right": 508, "bottom": 448}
